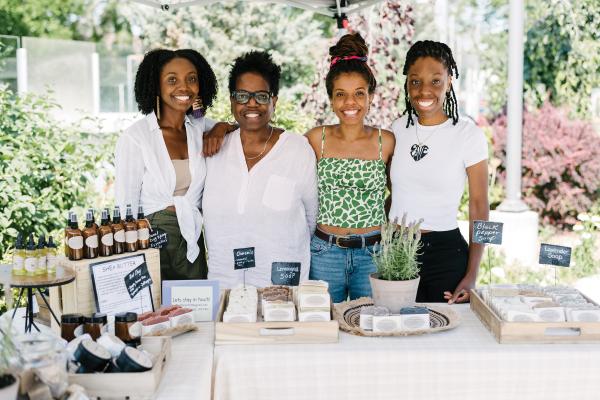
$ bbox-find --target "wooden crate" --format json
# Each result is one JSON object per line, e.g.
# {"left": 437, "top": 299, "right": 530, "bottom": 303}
{"left": 68, "top": 336, "right": 171, "bottom": 400}
{"left": 470, "top": 289, "right": 600, "bottom": 344}
{"left": 215, "top": 288, "right": 339, "bottom": 345}
{"left": 49, "top": 249, "right": 161, "bottom": 333}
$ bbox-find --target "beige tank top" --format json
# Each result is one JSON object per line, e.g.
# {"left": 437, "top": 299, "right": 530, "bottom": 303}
{"left": 172, "top": 159, "right": 191, "bottom": 196}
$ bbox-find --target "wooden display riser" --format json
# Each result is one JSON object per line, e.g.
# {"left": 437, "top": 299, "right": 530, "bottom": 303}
{"left": 48, "top": 248, "right": 161, "bottom": 333}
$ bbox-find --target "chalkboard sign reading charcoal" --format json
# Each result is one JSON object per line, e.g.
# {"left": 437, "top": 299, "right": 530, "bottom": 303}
{"left": 233, "top": 247, "right": 255, "bottom": 270}
{"left": 271, "top": 262, "right": 301, "bottom": 286}
{"left": 539, "top": 243, "right": 571, "bottom": 267}
{"left": 473, "top": 221, "right": 503, "bottom": 245}
{"left": 124, "top": 263, "right": 153, "bottom": 299}
{"left": 149, "top": 228, "right": 168, "bottom": 249}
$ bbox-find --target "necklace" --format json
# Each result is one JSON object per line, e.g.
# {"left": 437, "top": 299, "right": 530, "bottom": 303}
{"left": 410, "top": 121, "right": 442, "bottom": 162}
{"left": 244, "top": 125, "right": 274, "bottom": 160}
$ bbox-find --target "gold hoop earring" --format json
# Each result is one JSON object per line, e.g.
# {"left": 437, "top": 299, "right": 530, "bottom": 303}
{"left": 156, "top": 96, "right": 161, "bottom": 120}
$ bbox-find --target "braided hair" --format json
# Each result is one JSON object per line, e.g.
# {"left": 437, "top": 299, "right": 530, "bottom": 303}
{"left": 325, "top": 33, "right": 377, "bottom": 98}
{"left": 402, "top": 41, "right": 460, "bottom": 127}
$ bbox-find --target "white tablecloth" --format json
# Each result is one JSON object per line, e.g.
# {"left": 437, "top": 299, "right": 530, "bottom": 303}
{"left": 212, "top": 304, "right": 600, "bottom": 400}
{"left": 155, "top": 322, "right": 214, "bottom": 400}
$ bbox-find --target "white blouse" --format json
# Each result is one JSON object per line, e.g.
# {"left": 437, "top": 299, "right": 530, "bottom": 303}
{"left": 203, "top": 129, "right": 318, "bottom": 288}
{"left": 114, "top": 112, "right": 215, "bottom": 262}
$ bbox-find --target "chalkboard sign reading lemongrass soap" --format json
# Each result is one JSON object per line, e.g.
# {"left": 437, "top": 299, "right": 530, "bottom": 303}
{"left": 271, "top": 262, "right": 301, "bottom": 286}
{"left": 539, "top": 244, "right": 572, "bottom": 267}
{"left": 233, "top": 247, "right": 255, "bottom": 270}
{"left": 473, "top": 221, "right": 504, "bottom": 245}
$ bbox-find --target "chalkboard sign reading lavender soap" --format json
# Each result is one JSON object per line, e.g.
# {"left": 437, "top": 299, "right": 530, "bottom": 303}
{"left": 473, "top": 221, "right": 503, "bottom": 245}
{"left": 271, "top": 262, "right": 301, "bottom": 286}
{"left": 539, "top": 243, "right": 571, "bottom": 267}
{"left": 233, "top": 247, "right": 255, "bottom": 270}
{"left": 124, "top": 262, "right": 153, "bottom": 299}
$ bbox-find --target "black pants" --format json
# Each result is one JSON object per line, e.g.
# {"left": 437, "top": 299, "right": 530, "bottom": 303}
{"left": 416, "top": 228, "right": 469, "bottom": 303}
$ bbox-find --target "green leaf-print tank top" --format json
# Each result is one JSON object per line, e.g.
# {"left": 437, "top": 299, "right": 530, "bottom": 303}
{"left": 317, "top": 127, "right": 387, "bottom": 228}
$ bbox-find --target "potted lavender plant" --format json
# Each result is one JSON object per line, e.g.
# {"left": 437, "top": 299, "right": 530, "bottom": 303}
{"left": 369, "top": 214, "right": 423, "bottom": 313}
{"left": 0, "top": 321, "right": 19, "bottom": 400}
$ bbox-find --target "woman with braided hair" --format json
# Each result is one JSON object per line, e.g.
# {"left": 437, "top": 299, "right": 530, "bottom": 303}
{"left": 305, "top": 33, "right": 395, "bottom": 302}
{"left": 389, "top": 40, "right": 489, "bottom": 304}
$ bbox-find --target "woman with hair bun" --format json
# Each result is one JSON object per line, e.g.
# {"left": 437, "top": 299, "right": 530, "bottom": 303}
{"left": 305, "top": 33, "right": 395, "bottom": 303}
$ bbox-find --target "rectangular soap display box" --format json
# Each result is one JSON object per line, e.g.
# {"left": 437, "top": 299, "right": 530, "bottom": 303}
{"left": 68, "top": 336, "right": 171, "bottom": 400}
{"left": 470, "top": 289, "right": 600, "bottom": 344}
{"left": 215, "top": 288, "right": 339, "bottom": 345}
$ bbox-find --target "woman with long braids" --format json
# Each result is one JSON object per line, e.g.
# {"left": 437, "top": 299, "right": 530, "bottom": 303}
{"left": 389, "top": 40, "right": 489, "bottom": 304}
{"left": 305, "top": 33, "right": 395, "bottom": 303}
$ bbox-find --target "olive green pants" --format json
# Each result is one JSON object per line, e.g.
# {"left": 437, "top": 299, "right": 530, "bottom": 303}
{"left": 146, "top": 209, "right": 208, "bottom": 280}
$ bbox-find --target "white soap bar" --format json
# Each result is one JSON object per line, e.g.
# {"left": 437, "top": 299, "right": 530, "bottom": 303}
{"left": 263, "top": 302, "right": 296, "bottom": 322}
{"left": 400, "top": 314, "right": 430, "bottom": 331}
{"left": 372, "top": 315, "right": 403, "bottom": 333}
{"left": 505, "top": 310, "right": 541, "bottom": 322}
{"left": 223, "top": 311, "right": 256, "bottom": 323}
{"left": 299, "top": 293, "right": 330, "bottom": 309}
{"left": 298, "top": 310, "right": 330, "bottom": 322}
{"left": 567, "top": 308, "right": 600, "bottom": 322}
{"left": 533, "top": 307, "right": 566, "bottom": 322}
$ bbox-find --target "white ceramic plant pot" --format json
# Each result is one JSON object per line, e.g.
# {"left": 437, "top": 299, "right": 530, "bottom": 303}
{"left": 0, "top": 374, "right": 19, "bottom": 400}
{"left": 369, "top": 274, "right": 420, "bottom": 314}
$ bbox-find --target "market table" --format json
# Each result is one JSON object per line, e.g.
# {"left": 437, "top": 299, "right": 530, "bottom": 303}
{"left": 155, "top": 322, "right": 215, "bottom": 400}
{"left": 211, "top": 304, "right": 600, "bottom": 400}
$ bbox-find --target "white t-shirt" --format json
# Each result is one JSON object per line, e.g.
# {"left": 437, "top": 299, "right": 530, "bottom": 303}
{"left": 389, "top": 116, "right": 488, "bottom": 231}
{"left": 203, "top": 129, "right": 318, "bottom": 288}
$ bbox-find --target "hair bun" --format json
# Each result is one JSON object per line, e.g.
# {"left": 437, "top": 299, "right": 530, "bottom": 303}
{"left": 329, "top": 32, "right": 368, "bottom": 59}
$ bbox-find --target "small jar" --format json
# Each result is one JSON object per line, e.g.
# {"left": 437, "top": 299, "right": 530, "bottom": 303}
{"left": 115, "top": 312, "right": 139, "bottom": 345}
{"left": 61, "top": 313, "right": 84, "bottom": 342}
{"left": 84, "top": 313, "right": 107, "bottom": 341}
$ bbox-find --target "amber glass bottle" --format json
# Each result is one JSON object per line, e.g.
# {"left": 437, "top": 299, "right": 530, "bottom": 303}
{"left": 98, "top": 209, "right": 113, "bottom": 257}
{"left": 65, "top": 213, "right": 84, "bottom": 261}
{"left": 124, "top": 204, "right": 138, "bottom": 253}
{"left": 136, "top": 205, "right": 150, "bottom": 250}
{"left": 82, "top": 210, "right": 99, "bottom": 259}
{"left": 112, "top": 206, "right": 125, "bottom": 254}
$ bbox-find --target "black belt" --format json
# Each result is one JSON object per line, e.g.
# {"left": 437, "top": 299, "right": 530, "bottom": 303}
{"left": 315, "top": 229, "right": 381, "bottom": 249}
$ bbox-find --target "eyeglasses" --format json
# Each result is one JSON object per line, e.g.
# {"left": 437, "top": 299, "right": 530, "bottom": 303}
{"left": 231, "top": 90, "right": 272, "bottom": 105}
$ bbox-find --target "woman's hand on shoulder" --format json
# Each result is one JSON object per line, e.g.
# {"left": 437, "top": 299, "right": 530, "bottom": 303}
{"left": 304, "top": 126, "right": 324, "bottom": 159}
{"left": 203, "top": 122, "right": 238, "bottom": 157}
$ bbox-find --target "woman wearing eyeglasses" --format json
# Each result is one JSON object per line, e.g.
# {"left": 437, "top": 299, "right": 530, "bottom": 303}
{"left": 202, "top": 51, "right": 318, "bottom": 288}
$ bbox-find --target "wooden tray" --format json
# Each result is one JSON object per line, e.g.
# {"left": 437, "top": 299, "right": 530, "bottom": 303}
{"left": 470, "top": 289, "right": 600, "bottom": 344}
{"left": 48, "top": 249, "right": 161, "bottom": 333}
{"left": 68, "top": 336, "right": 171, "bottom": 400}
{"left": 215, "top": 288, "right": 339, "bottom": 345}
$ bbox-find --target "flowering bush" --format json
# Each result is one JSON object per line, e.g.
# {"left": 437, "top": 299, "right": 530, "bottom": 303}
{"left": 491, "top": 102, "right": 600, "bottom": 225}
{"left": 572, "top": 210, "right": 600, "bottom": 276}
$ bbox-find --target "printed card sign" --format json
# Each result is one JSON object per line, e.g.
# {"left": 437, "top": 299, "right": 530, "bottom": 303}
{"left": 149, "top": 228, "right": 168, "bottom": 249}
{"left": 473, "top": 221, "right": 503, "bottom": 245}
{"left": 124, "top": 263, "right": 153, "bottom": 299}
{"left": 162, "top": 280, "right": 220, "bottom": 321}
{"left": 539, "top": 243, "right": 571, "bottom": 267}
{"left": 271, "top": 262, "right": 301, "bottom": 286}
{"left": 90, "top": 254, "right": 154, "bottom": 315}
{"left": 233, "top": 247, "right": 255, "bottom": 270}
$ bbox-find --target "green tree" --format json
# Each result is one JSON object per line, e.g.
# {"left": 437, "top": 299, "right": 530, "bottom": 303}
{"left": 0, "top": 0, "right": 85, "bottom": 38}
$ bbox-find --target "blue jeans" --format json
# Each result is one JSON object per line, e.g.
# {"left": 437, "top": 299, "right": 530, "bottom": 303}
{"left": 309, "top": 231, "right": 380, "bottom": 303}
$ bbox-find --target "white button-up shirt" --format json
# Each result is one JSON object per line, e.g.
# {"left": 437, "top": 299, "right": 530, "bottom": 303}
{"left": 114, "top": 112, "right": 215, "bottom": 262}
{"left": 203, "top": 129, "right": 318, "bottom": 288}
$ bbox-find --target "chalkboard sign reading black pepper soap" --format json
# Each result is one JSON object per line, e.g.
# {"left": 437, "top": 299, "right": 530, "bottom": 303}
{"left": 124, "top": 262, "right": 153, "bottom": 299}
{"left": 149, "top": 228, "right": 168, "bottom": 249}
{"left": 473, "top": 220, "right": 504, "bottom": 245}
{"left": 233, "top": 247, "right": 255, "bottom": 270}
{"left": 539, "top": 243, "right": 571, "bottom": 267}
{"left": 271, "top": 262, "right": 301, "bottom": 286}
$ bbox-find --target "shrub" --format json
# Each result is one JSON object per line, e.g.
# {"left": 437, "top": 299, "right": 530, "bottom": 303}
{"left": 491, "top": 102, "right": 600, "bottom": 225}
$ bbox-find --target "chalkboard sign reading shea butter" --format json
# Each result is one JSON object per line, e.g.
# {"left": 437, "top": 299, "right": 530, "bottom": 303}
{"left": 539, "top": 243, "right": 571, "bottom": 267}
{"left": 473, "top": 221, "right": 503, "bottom": 245}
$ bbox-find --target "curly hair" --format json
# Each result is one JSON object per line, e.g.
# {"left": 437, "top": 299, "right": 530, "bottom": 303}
{"left": 134, "top": 49, "right": 218, "bottom": 115}
{"left": 402, "top": 40, "right": 460, "bottom": 127}
{"left": 325, "top": 32, "right": 377, "bottom": 98}
{"left": 228, "top": 51, "right": 281, "bottom": 96}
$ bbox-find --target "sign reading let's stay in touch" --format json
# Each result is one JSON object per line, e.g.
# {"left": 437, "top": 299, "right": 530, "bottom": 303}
{"left": 162, "top": 280, "right": 220, "bottom": 321}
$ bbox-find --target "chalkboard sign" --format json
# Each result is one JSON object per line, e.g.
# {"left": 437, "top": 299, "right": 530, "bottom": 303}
{"left": 124, "top": 262, "right": 153, "bottom": 299}
{"left": 149, "top": 228, "right": 168, "bottom": 249}
{"left": 539, "top": 243, "right": 571, "bottom": 267}
{"left": 473, "top": 220, "right": 503, "bottom": 245}
{"left": 233, "top": 247, "right": 255, "bottom": 270}
{"left": 271, "top": 262, "right": 301, "bottom": 286}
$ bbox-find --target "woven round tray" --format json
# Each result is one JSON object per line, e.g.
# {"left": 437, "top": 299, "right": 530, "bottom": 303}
{"left": 333, "top": 297, "right": 461, "bottom": 337}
